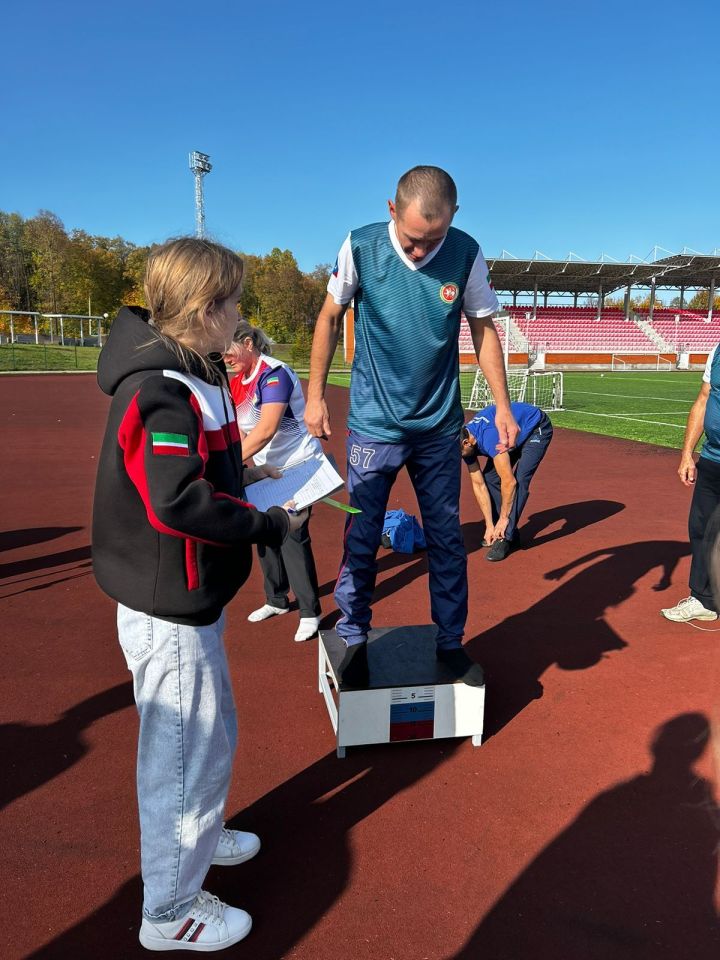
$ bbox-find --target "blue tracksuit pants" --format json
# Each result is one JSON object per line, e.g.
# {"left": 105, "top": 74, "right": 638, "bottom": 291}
{"left": 334, "top": 429, "right": 467, "bottom": 650}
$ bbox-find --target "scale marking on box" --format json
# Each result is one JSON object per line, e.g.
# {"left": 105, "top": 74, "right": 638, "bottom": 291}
{"left": 318, "top": 627, "right": 484, "bottom": 758}
{"left": 389, "top": 685, "right": 435, "bottom": 741}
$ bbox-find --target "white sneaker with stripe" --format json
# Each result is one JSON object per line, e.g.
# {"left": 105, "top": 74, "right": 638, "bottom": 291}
{"left": 211, "top": 825, "right": 260, "bottom": 865}
{"left": 139, "top": 891, "right": 251, "bottom": 952}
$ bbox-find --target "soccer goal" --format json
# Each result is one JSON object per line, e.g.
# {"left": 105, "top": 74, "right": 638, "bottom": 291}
{"left": 611, "top": 354, "right": 674, "bottom": 372}
{"left": 463, "top": 369, "right": 564, "bottom": 412}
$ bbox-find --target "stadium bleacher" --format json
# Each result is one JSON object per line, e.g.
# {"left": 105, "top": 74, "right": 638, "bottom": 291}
{"left": 457, "top": 307, "right": 720, "bottom": 359}
{"left": 642, "top": 310, "right": 720, "bottom": 350}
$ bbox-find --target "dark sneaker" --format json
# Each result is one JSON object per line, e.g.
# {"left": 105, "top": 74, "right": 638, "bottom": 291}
{"left": 486, "top": 538, "right": 513, "bottom": 562}
{"left": 337, "top": 640, "right": 369, "bottom": 688}
{"left": 436, "top": 647, "right": 485, "bottom": 686}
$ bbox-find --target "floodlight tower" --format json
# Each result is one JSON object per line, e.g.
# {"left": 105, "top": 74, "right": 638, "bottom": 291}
{"left": 189, "top": 151, "right": 212, "bottom": 238}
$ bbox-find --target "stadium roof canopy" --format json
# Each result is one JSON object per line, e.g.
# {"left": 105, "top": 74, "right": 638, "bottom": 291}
{"left": 486, "top": 252, "right": 720, "bottom": 296}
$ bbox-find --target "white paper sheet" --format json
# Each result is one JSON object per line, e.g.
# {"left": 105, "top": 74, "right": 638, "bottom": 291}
{"left": 244, "top": 454, "right": 345, "bottom": 512}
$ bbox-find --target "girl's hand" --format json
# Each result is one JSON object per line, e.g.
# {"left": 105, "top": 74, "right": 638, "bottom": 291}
{"left": 282, "top": 500, "right": 308, "bottom": 533}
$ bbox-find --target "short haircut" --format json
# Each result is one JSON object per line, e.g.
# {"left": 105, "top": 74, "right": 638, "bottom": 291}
{"left": 395, "top": 166, "right": 458, "bottom": 220}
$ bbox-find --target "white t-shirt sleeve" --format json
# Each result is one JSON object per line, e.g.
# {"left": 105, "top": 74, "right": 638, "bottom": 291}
{"left": 462, "top": 247, "right": 499, "bottom": 318}
{"left": 703, "top": 345, "right": 718, "bottom": 383}
{"left": 326, "top": 234, "right": 359, "bottom": 305}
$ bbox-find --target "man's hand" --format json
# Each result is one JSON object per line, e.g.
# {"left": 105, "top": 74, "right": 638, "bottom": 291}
{"left": 304, "top": 397, "right": 331, "bottom": 440}
{"left": 491, "top": 517, "right": 509, "bottom": 542}
{"left": 482, "top": 523, "right": 496, "bottom": 547}
{"left": 678, "top": 454, "right": 697, "bottom": 487}
{"left": 244, "top": 464, "right": 282, "bottom": 484}
{"left": 494, "top": 406, "right": 519, "bottom": 453}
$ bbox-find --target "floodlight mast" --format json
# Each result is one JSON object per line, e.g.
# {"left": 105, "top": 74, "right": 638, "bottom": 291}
{"left": 189, "top": 151, "right": 212, "bottom": 238}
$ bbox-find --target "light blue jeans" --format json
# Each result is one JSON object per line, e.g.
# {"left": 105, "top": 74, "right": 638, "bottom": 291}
{"left": 117, "top": 604, "right": 237, "bottom": 921}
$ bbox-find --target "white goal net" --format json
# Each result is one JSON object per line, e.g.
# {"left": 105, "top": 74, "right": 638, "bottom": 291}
{"left": 462, "top": 370, "right": 564, "bottom": 411}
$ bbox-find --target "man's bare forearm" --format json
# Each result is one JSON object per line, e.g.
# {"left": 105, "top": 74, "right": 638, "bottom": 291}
{"left": 308, "top": 298, "right": 345, "bottom": 403}
{"left": 681, "top": 397, "right": 707, "bottom": 457}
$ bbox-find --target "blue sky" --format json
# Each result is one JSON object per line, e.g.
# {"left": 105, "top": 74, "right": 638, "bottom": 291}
{"left": 4, "top": 0, "right": 718, "bottom": 272}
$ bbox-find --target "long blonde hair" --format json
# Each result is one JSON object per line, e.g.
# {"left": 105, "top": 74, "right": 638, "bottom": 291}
{"left": 144, "top": 237, "right": 244, "bottom": 376}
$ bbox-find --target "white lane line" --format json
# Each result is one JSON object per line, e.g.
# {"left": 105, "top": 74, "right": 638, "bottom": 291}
{"left": 557, "top": 409, "right": 685, "bottom": 428}
{"left": 570, "top": 390, "right": 693, "bottom": 403}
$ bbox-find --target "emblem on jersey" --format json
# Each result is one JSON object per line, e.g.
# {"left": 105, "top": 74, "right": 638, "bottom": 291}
{"left": 440, "top": 283, "right": 459, "bottom": 303}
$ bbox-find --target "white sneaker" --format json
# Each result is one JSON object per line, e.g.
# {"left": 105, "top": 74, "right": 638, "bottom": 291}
{"left": 211, "top": 825, "right": 260, "bottom": 866}
{"left": 247, "top": 603, "right": 289, "bottom": 623}
{"left": 661, "top": 596, "right": 718, "bottom": 622}
{"left": 139, "top": 891, "right": 251, "bottom": 952}
{"left": 294, "top": 616, "right": 320, "bottom": 642}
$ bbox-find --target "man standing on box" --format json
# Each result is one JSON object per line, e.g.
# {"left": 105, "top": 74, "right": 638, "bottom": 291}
{"left": 305, "top": 165, "right": 517, "bottom": 686}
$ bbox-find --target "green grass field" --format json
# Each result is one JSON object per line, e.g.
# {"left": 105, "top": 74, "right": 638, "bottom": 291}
{"left": 1, "top": 342, "right": 703, "bottom": 451}
{"left": 550, "top": 371, "right": 699, "bottom": 449}
{"left": 0, "top": 342, "right": 100, "bottom": 371}
{"left": 331, "top": 368, "right": 703, "bottom": 450}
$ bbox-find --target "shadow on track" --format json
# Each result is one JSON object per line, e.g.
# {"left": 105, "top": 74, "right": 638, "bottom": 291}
{"left": 0, "top": 527, "right": 83, "bottom": 553}
{"left": 0, "top": 545, "right": 92, "bottom": 581}
{"left": 0, "top": 681, "right": 134, "bottom": 810}
{"left": 469, "top": 539, "right": 690, "bottom": 738}
{"left": 448, "top": 713, "right": 720, "bottom": 960}
{"left": 26, "top": 739, "right": 463, "bottom": 959}
{"left": 519, "top": 499, "right": 625, "bottom": 549}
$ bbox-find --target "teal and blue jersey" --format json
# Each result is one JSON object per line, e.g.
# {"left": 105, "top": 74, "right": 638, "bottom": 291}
{"left": 328, "top": 221, "right": 497, "bottom": 442}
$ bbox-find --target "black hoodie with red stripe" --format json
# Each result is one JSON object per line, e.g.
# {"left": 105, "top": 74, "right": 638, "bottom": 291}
{"left": 92, "top": 306, "right": 289, "bottom": 626}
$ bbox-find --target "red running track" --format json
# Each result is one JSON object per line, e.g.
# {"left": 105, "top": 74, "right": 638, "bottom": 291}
{"left": 1, "top": 374, "right": 718, "bottom": 960}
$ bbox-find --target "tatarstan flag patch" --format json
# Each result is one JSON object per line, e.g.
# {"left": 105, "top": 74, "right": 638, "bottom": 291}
{"left": 151, "top": 432, "right": 190, "bottom": 456}
{"left": 265, "top": 375, "right": 280, "bottom": 387}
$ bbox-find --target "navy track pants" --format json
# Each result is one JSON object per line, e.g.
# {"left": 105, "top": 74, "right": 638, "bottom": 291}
{"left": 334, "top": 429, "right": 467, "bottom": 650}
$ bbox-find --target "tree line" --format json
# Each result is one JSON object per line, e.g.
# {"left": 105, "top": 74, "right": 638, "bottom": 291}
{"left": 0, "top": 210, "right": 331, "bottom": 343}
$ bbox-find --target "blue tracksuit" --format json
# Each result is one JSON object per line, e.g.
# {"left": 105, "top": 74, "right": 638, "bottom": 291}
{"left": 466, "top": 402, "right": 553, "bottom": 541}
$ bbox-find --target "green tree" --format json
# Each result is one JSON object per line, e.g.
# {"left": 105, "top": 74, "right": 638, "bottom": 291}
{"left": 0, "top": 212, "right": 33, "bottom": 310}
{"left": 122, "top": 245, "right": 151, "bottom": 306}
{"left": 25, "top": 211, "right": 70, "bottom": 313}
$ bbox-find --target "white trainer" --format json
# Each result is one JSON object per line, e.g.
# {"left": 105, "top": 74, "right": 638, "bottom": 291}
{"left": 661, "top": 596, "right": 718, "bottom": 622}
{"left": 139, "top": 891, "right": 251, "bottom": 952}
{"left": 247, "top": 603, "right": 289, "bottom": 623}
{"left": 294, "top": 616, "right": 320, "bottom": 642}
{"left": 211, "top": 826, "right": 261, "bottom": 866}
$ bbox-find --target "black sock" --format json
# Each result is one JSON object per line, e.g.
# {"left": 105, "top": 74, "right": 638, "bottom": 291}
{"left": 338, "top": 641, "right": 369, "bottom": 688}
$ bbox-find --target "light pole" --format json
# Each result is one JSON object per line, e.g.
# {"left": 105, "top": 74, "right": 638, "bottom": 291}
{"left": 189, "top": 151, "right": 212, "bottom": 238}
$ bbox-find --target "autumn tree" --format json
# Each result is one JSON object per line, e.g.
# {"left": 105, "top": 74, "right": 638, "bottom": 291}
{"left": 0, "top": 212, "right": 32, "bottom": 311}
{"left": 24, "top": 211, "right": 70, "bottom": 313}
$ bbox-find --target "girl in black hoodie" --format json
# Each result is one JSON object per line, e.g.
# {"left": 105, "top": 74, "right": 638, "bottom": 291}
{"left": 92, "top": 237, "right": 305, "bottom": 952}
